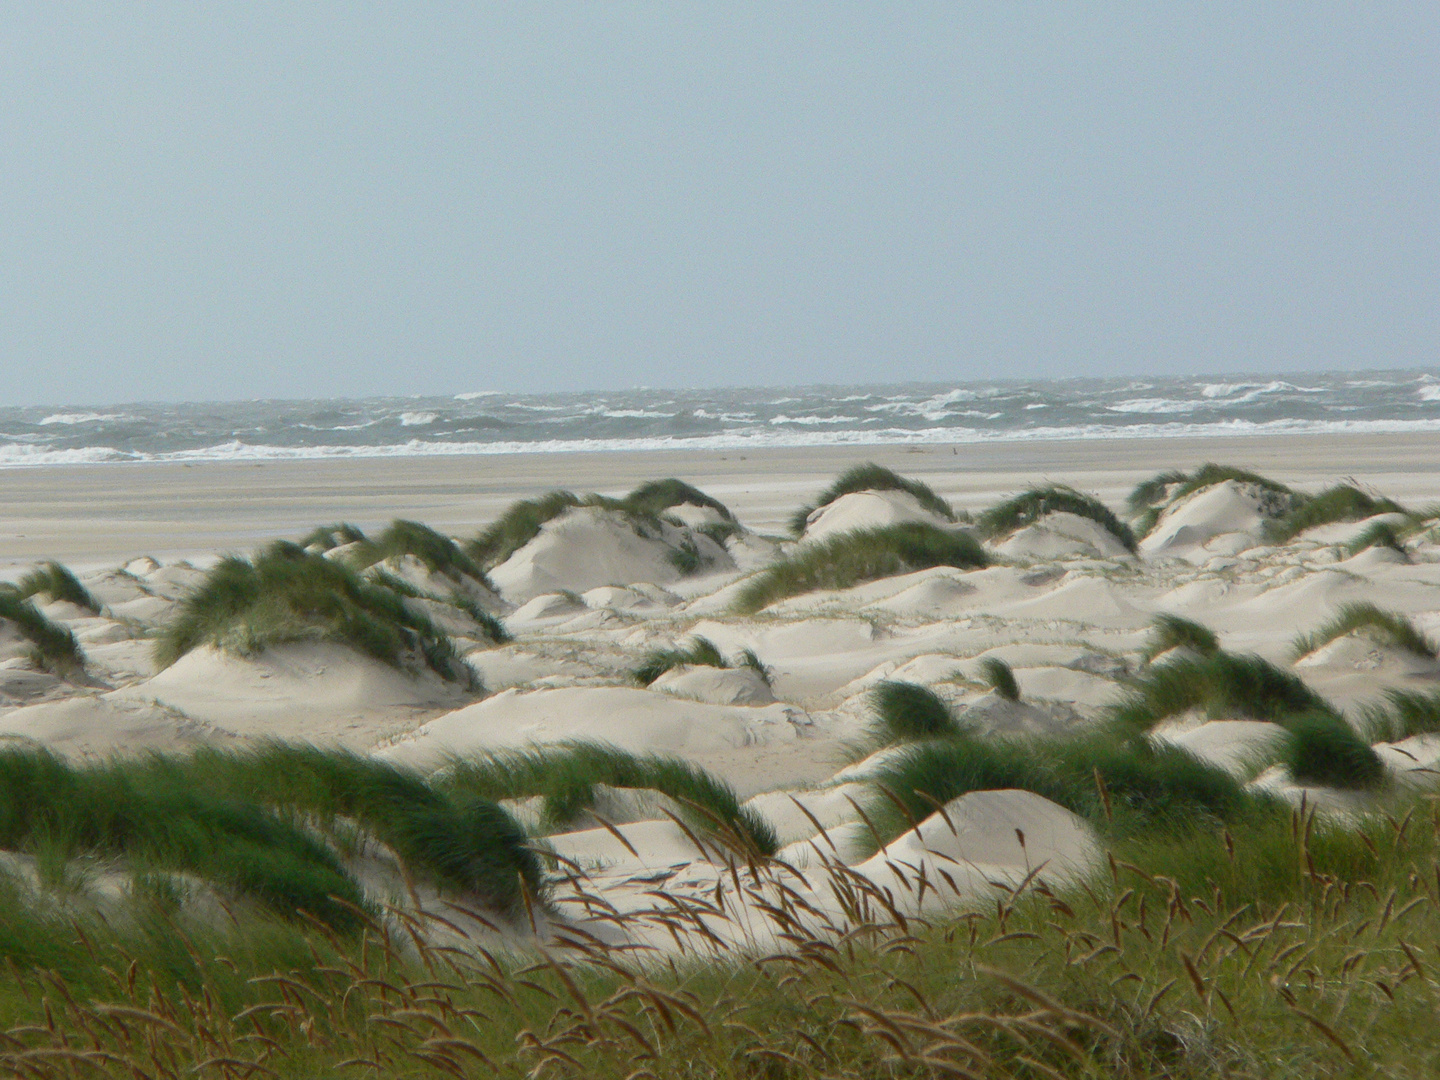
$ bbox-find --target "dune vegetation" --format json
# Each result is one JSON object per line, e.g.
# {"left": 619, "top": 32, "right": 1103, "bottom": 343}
{"left": 1346, "top": 519, "right": 1410, "bottom": 558}
{"left": 631, "top": 634, "right": 769, "bottom": 687}
{"left": 733, "top": 522, "right": 988, "bottom": 613}
{"left": 1292, "top": 601, "right": 1436, "bottom": 661}
{"left": 440, "top": 742, "right": 777, "bottom": 854}
{"left": 787, "top": 462, "right": 955, "bottom": 536}
{"left": 624, "top": 477, "right": 734, "bottom": 520}
{"left": 978, "top": 485, "right": 1138, "bottom": 552}
{"left": 1143, "top": 612, "right": 1221, "bottom": 661}
{"left": 1264, "top": 483, "right": 1406, "bottom": 543}
{"left": 349, "top": 518, "right": 494, "bottom": 585}
{"left": 15, "top": 560, "right": 100, "bottom": 614}
{"left": 868, "top": 679, "right": 962, "bottom": 743}
{"left": 1359, "top": 687, "right": 1440, "bottom": 742}
{"left": 977, "top": 656, "right": 1020, "bottom": 701}
{"left": 1283, "top": 711, "right": 1386, "bottom": 789}
{"left": 1111, "top": 650, "right": 1332, "bottom": 732}
{"left": 155, "top": 540, "right": 478, "bottom": 684}
{"left": 0, "top": 588, "right": 85, "bottom": 674}
{"left": 299, "top": 521, "right": 367, "bottom": 551}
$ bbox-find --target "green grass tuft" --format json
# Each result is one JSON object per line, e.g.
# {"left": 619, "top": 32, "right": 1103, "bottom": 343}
{"left": 1265, "top": 484, "right": 1405, "bottom": 544}
{"left": 868, "top": 680, "right": 961, "bottom": 743}
{"left": 466, "top": 490, "right": 583, "bottom": 568}
{"left": 978, "top": 657, "right": 1020, "bottom": 701}
{"left": 1292, "top": 602, "right": 1435, "bottom": 661}
{"left": 355, "top": 519, "right": 494, "bottom": 588}
{"left": 1284, "top": 711, "right": 1386, "bottom": 789}
{"left": 1111, "top": 651, "right": 1332, "bottom": 732}
{"left": 632, "top": 635, "right": 728, "bottom": 686}
{"left": 1359, "top": 688, "right": 1440, "bottom": 742}
{"left": 1126, "top": 469, "right": 1189, "bottom": 511}
{"left": 733, "top": 522, "right": 987, "bottom": 613}
{"left": 299, "top": 522, "right": 367, "bottom": 551}
{"left": 977, "top": 485, "right": 1137, "bottom": 553}
{"left": 624, "top": 478, "right": 733, "bottom": 520}
{"left": 0, "top": 589, "right": 85, "bottom": 675}
{"left": 788, "top": 463, "right": 954, "bottom": 537}
{"left": 1345, "top": 520, "right": 1409, "bottom": 559}
{"left": 439, "top": 742, "right": 777, "bottom": 855}
{"left": 1143, "top": 613, "right": 1220, "bottom": 661}
{"left": 156, "top": 541, "right": 474, "bottom": 684}
{"left": 16, "top": 561, "right": 100, "bottom": 614}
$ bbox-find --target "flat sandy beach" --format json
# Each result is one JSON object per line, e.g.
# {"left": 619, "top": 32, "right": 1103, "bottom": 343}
{"left": 5, "top": 431, "right": 1440, "bottom": 569}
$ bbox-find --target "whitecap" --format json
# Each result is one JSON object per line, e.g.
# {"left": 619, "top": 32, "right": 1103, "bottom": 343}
{"left": 38, "top": 412, "right": 130, "bottom": 425}
{"left": 454, "top": 390, "right": 502, "bottom": 400}
{"left": 399, "top": 412, "right": 438, "bottom": 426}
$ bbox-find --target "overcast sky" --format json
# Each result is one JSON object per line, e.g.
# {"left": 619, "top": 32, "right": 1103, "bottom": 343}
{"left": 1, "top": 4, "right": 1436, "bottom": 405}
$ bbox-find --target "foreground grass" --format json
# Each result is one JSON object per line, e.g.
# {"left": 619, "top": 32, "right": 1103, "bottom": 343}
{"left": 5, "top": 776, "right": 1440, "bottom": 1076}
{"left": 734, "top": 522, "right": 988, "bottom": 613}
{"left": 978, "top": 485, "right": 1138, "bottom": 553}
{"left": 156, "top": 540, "right": 475, "bottom": 683}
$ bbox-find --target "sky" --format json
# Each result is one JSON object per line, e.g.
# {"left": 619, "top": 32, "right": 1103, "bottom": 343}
{"left": 0, "top": 4, "right": 1436, "bottom": 406}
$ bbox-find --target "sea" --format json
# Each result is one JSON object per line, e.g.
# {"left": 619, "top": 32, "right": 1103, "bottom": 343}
{"left": 4, "top": 370, "right": 1440, "bottom": 467}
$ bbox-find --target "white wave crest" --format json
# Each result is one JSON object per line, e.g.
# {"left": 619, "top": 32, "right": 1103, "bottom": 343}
{"left": 38, "top": 412, "right": 129, "bottom": 425}
{"left": 399, "top": 412, "right": 438, "bottom": 426}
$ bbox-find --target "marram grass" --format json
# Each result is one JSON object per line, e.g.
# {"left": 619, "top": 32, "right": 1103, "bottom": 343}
{"left": 977, "top": 484, "right": 1138, "bottom": 552}
{"left": 1143, "top": 612, "right": 1221, "bottom": 661}
{"left": 733, "top": 522, "right": 988, "bottom": 613}
{"left": 978, "top": 656, "right": 1020, "bottom": 701}
{"left": 868, "top": 680, "right": 961, "bottom": 744}
{"left": 788, "top": 462, "right": 955, "bottom": 536}
{"left": 15, "top": 561, "right": 100, "bottom": 614}
{"left": 1111, "top": 650, "right": 1332, "bottom": 732}
{"left": 1292, "top": 601, "right": 1436, "bottom": 661}
{"left": 629, "top": 635, "right": 768, "bottom": 687}
{"left": 1265, "top": 483, "right": 1405, "bottom": 544}
{"left": 0, "top": 588, "right": 85, "bottom": 675}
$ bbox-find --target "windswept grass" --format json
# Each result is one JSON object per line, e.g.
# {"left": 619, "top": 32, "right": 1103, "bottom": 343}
{"left": 371, "top": 568, "right": 510, "bottom": 645}
{"left": 156, "top": 541, "right": 474, "bottom": 684}
{"left": 1345, "top": 519, "right": 1409, "bottom": 558}
{"left": 1111, "top": 651, "right": 1332, "bottom": 732}
{"left": 788, "top": 462, "right": 954, "bottom": 537}
{"left": 977, "top": 485, "right": 1138, "bottom": 553}
{"left": 299, "top": 522, "right": 367, "bottom": 551}
{"left": 1126, "top": 469, "right": 1188, "bottom": 511}
{"left": 866, "top": 726, "right": 1262, "bottom": 847}
{"left": 0, "top": 747, "right": 368, "bottom": 930}
{"left": 0, "top": 589, "right": 84, "bottom": 675}
{"left": 15, "top": 561, "right": 100, "bottom": 614}
{"left": 466, "top": 490, "right": 584, "bottom": 568}
{"left": 1284, "top": 711, "right": 1386, "bottom": 789}
{"left": 1129, "top": 463, "right": 1295, "bottom": 512}
{"left": 1265, "top": 483, "right": 1405, "bottom": 543}
{"left": 1359, "top": 688, "right": 1440, "bottom": 742}
{"left": 978, "top": 656, "right": 1020, "bottom": 701}
{"left": 1143, "top": 612, "right": 1220, "bottom": 661}
{"left": 354, "top": 518, "right": 493, "bottom": 587}
{"left": 624, "top": 478, "right": 733, "bottom": 520}
{"left": 1292, "top": 601, "right": 1436, "bottom": 661}
{"left": 868, "top": 680, "right": 961, "bottom": 743}
{"left": 631, "top": 635, "right": 725, "bottom": 685}
{"left": 733, "top": 522, "right": 988, "bottom": 613}
{"left": 439, "top": 742, "right": 777, "bottom": 855}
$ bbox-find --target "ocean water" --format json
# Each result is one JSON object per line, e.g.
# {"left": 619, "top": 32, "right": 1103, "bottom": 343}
{"left": 4, "top": 371, "right": 1440, "bottom": 467}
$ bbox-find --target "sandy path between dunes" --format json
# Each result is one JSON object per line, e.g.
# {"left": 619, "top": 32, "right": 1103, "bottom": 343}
{"left": 4, "top": 431, "right": 1440, "bottom": 570}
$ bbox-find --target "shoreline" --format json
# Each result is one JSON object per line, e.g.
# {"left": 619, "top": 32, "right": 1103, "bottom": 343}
{"left": 4, "top": 429, "right": 1440, "bottom": 568}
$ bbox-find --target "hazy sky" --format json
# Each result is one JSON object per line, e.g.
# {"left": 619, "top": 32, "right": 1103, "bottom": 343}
{"left": 1, "top": 5, "right": 1436, "bottom": 405}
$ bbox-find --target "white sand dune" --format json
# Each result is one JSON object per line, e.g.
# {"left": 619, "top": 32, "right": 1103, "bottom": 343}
{"left": 994, "top": 511, "right": 1130, "bottom": 560}
{"left": 798, "top": 490, "right": 953, "bottom": 544}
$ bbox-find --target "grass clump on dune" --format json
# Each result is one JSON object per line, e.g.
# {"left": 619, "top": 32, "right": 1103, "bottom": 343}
{"left": 788, "top": 462, "right": 955, "bottom": 537}
{"left": 624, "top": 478, "right": 733, "bottom": 521}
{"left": 978, "top": 656, "right": 1020, "bottom": 701}
{"left": 1143, "top": 612, "right": 1220, "bottom": 661}
{"left": 354, "top": 518, "right": 494, "bottom": 586}
{"left": 631, "top": 635, "right": 769, "bottom": 687}
{"left": 1345, "top": 519, "right": 1409, "bottom": 558}
{"left": 440, "top": 742, "right": 777, "bottom": 855}
{"left": 156, "top": 541, "right": 475, "bottom": 684}
{"left": 977, "top": 485, "right": 1137, "bottom": 553}
{"left": 1265, "top": 483, "right": 1405, "bottom": 543}
{"left": 1292, "top": 601, "right": 1435, "bottom": 661}
{"left": 733, "top": 522, "right": 987, "bottom": 614}
{"left": 1359, "top": 688, "right": 1440, "bottom": 742}
{"left": 1111, "top": 650, "right": 1331, "bottom": 732}
{"left": 299, "top": 522, "right": 367, "bottom": 551}
{"left": 1283, "top": 711, "right": 1386, "bottom": 789}
{"left": 15, "top": 561, "right": 100, "bottom": 614}
{"left": 1129, "top": 464, "right": 1298, "bottom": 538}
{"left": 868, "top": 680, "right": 961, "bottom": 743}
{"left": 0, "top": 589, "right": 85, "bottom": 675}
{"left": 467, "top": 490, "right": 583, "bottom": 568}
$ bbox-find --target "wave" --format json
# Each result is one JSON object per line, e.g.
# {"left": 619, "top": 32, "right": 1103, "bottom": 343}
{"left": 38, "top": 412, "right": 131, "bottom": 425}
{"left": 10, "top": 416, "right": 1440, "bottom": 469}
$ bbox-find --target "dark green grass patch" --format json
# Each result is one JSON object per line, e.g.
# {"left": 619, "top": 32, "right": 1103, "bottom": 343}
{"left": 1359, "top": 688, "right": 1440, "bottom": 742}
{"left": 977, "top": 485, "right": 1137, "bottom": 553}
{"left": 733, "top": 522, "right": 987, "bottom": 613}
{"left": 624, "top": 478, "right": 733, "bottom": 521}
{"left": 978, "top": 657, "right": 1020, "bottom": 701}
{"left": 632, "top": 635, "right": 726, "bottom": 685}
{"left": 1110, "top": 651, "right": 1332, "bottom": 732}
{"left": 1345, "top": 520, "right": 1409, "bottom": 559}
{"left": 466, "top": 490, "right": 584, "bottom": 568}
{"left": 1265, "top": 484, "right": 1405, "bottom": 544}
{"left": 0, "top": 589, "right": 85, "bottom": 675}
{"left": 440, "top": 742, "right": 777, "bottom": 855}
{"left": 355, "top": 519, "right": 494, "bottom": 587}
{"left": 788, "top": 463, "right": 954, "bottom": 537}
{"left": 1292, "top": 601, "right": 1435, "bottom": 660}
{"left": 1284, "top": 711, "right": 1386, "bottom": 789}
{"left": 1143, "top": 613, "right": 1220, "bottom": 661}
{"left": 868, "top": 680, "right": 961, "bottom": 744}
{"left": 299, "top": 522, "right": 367, "bottom": 551}
{"left": 156, "top": 541, "right": 473, "bottom": 684}
{"left": 15, "top": 561, "right": 99, "bottom": 614}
